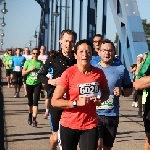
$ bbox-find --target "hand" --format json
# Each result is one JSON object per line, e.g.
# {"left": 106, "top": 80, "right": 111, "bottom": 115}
{"left": 77, "top": 96, "right": 91, "bottom": 106}
{"left": 30, "top": 66, "right": 36, "bottom": 71}
{"left": 113, "top": 87, "right": 121, "bottom": 96}
{"left": 48, "top": 77, "right": 60, "bottom": 86}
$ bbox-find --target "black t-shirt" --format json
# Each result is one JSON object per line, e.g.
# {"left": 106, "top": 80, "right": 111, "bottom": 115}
{"left": 37, "top": 50, "right": 76, "bottom": 95}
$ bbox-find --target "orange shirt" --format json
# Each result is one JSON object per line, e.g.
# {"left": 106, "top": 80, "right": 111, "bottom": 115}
{"left": 59, "top": 65, "right": 107, "bottom": 130}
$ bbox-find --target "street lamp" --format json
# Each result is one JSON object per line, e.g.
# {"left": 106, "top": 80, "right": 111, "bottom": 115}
{"left": 0, "top": 39, "right": 3, "bottom": 45}
{"left": 1, "top": 1, "right": 8, "bottom": 14}
{"left": 0, "top": 17, "right": 6, "bottom": 27}
{"left": 0, "top": 29, "right": 4, "bottom": 37}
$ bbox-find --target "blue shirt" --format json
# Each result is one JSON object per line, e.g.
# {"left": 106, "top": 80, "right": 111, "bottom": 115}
{"left": 12, "top": 55, "right": 26, "bottom": 72}
{"left": 91, "top": 57, "right": 131, "bottom": 116}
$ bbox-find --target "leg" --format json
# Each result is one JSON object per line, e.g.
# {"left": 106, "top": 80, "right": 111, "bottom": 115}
{"left": 32, "top": 83, "right": 41, "bottom": 118}
{"left": 79, "top": 127, "right": 98, "bottom": 150}
{"left": 13, "top": 72, "right": 18, "bottom": 96}
{"left": 43, "top": 98, "right": 49, "bottom": 119}
{"left": 102, "top": 116, "right": 119, "bottom": 150}
{"left": 23, "top": 75, "right": 27, "bottom": 97}
{"left": 49, "top": 104, "right": 63, "bottom": 150}
{"left": 97, "top": 116, "right": 105, "bottom": 150}
{"left": 26, "top": 84, "right": 34, "bottom": 125}
{"left": 60, "top": 125, "right": 79, "bottom": 150}
{"left": 138, "top": 95, "right": 142, "bottom": 117}
{"left": 144, "top": 112, "right": 150, "bottom": 150}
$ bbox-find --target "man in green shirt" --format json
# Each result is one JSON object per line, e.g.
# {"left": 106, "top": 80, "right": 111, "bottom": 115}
{"left": 3, "top": 49, "right": 13, "bottom": 88}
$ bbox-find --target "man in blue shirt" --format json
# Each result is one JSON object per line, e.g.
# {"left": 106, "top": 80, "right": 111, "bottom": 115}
{"left": 92, "top": 39, "right": 132, "bottom": 150}
{"left": 12, "top": 48, "right": 26, "bottom": 98}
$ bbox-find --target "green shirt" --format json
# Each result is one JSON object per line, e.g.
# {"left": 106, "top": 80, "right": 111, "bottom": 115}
{"left": 3, "top": 55, "right": 13, "bottom": 69}
{"left": 23, "top": 59, "right": 43, "bottom": 85}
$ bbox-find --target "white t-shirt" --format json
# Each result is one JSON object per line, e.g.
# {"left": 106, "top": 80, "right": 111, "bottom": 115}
{"left": 23, "top": 55, "right": 32, "bottom": 61}
{"left": 38, "top": 54, "right": 48, "bottom": 64}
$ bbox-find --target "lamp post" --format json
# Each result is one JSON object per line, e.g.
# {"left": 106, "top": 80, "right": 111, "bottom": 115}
{"left": 0, "top": 29, "right": 4, "bottom": 37}
{"left": 1, "top": 1, "right": 8, "bottom": 14}
{"left": 53, "top": 5, "right": 70, "bottom": 29}
{"left": 0, "top": 17, "right": 6, "bottom": 27}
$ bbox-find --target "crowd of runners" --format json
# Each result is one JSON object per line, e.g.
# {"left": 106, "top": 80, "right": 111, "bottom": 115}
{"left": 2, "top": 29, "right": 150, "bottom": 150}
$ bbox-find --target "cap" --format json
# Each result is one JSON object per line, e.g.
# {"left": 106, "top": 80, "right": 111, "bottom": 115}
{"left": 137, "top": 54, "right": 143, "bottom": 58}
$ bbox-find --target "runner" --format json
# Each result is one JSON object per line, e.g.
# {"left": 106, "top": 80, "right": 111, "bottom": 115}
{"left": 3, "top": 49, "right": 13, "bottom": 88}
{"left": 22, "top": 48, "right": 43, "bottom": 127}
{"left": 23, "top": 47, "right": 32, "bottom": 97}
{"left": 51, "top": 39, "right": 109, "bottom": 150}
{"left": 12, "top": 48, "right": 26, "bottom": 98}
{"left": 92, "top": 39, "right": 132, "bottom": 150}
{"left": 37, "top": 29, "right": 77, "bottom": 150}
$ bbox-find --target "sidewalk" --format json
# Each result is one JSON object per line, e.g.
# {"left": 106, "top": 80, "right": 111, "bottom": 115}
{"left": 0, "top": 67, "right": 145, "bottom": 150}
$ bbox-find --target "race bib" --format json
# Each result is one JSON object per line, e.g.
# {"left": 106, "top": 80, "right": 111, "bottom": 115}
{"left": 46, "top": 73, "right": 52, "bottom": 79}
{"left": 8, "top": 60, "right": 12, "bottom": 65}
{"left": 79, "top": 82, "right": 99, "bottom": 97}
{"left": 96, "top": 95, "right": 114, "bottom": 109}
{"left": 31, "top": 72, "right": 37, "bottom": 79}
{"left": 15, "top": 66, "right": 21, "bottom": 71}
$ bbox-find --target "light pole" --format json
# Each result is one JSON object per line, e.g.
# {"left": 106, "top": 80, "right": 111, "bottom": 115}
{"left": 53, "top": 5, "right": 70, "bottom": 29}
{"left": 1, "top": 1, "right": 8, "bottom": 14}
{"left": 0, "top": 17, "right": 6, "bottom": 27}
{"left": 0, "top": 29, "right": 4, "bottom": 37}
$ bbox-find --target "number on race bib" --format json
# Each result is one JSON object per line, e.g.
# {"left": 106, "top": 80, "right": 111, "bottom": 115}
{"left": 79, "top": 82, "right": 99, "bottom": 97}
{"left": 15, "top": 66, "right": 21, "bottom": 71}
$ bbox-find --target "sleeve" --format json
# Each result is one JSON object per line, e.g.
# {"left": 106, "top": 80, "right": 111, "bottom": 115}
{"left": 98, "top": 69, "right": 108, "bottom": 86}
{"left": 37, "top": 56, "right": 53, "bottom": 84}
{"left": 122, "top": 68, "right": 132, "bottom": 88}
{"left": 58, "top": 70, "right": 69, "bottom": 89}
{"left": 23, "top": 60, "right": 28, "bottom": 69}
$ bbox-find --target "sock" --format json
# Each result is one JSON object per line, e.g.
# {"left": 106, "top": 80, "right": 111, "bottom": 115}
{"left": 29, "top": 113, "right": 32, "bottom": 118}
{"left": 33, "top": 116, "right": 36, "bottom": 121}
{"left": 46, "top": 109, "right": 49, "bottom": 113}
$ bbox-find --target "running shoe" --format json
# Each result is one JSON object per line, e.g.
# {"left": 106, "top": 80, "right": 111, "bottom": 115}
{"left": 43, "top": 112, "right": 49, "bottom": 119}
{"left": 32, "top": 120, "right": 37, "bottom": 127}
{"left": 14, "top": 92, "right": 18, "bottom": 98}
{"left": 27, "top": 117, "right": 32, "bottom": 125}
{"left": 134, "top": 102, "right": 138, "bottom": 108}
{"left": 137, "top": 111, "right": 142, "bottom": 118}
{"left": 132, "top": 101, "right": 135, "bottom": 107}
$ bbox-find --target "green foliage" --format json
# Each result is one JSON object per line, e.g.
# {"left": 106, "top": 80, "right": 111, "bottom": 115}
{"left": 142, "top": 19, "right": 150, "bottom": 50}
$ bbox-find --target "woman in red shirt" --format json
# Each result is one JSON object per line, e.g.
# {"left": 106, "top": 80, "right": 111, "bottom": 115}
{"left": 51, "top": 39, "right": 109, "bottom": 150}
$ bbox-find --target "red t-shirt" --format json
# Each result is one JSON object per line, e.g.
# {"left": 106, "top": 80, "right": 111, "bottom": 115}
{"left": 59, "top": 65, "right": 107, "bottom": 130}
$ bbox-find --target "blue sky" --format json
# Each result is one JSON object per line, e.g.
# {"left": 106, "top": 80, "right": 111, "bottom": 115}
{"left": 1, "top": 0, "right": 150, "bottom": 50}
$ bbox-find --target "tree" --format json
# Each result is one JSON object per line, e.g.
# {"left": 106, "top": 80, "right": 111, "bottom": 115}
{"left": 142, "top": 19, "right": 150, "bottom": 50}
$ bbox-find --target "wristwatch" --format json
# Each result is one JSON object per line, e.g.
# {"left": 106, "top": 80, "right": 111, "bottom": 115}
{"left": 72, "top": 100, "right": 77, "bottom": 107}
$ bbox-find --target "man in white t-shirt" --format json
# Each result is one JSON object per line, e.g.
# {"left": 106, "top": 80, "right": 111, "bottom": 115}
{"left": 23, "top": 47, "right": 32, "bottom": 97}
{"left": 38, "top": 45, "right": 48, "bottom": 64}
{"left": 38, "top": 46, "right": 49, "bottom": 118}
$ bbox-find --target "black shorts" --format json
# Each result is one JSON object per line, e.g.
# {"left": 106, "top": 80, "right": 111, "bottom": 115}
{"left": 12, "top": 71, "right": 23, "bottom": 86}
{"left": 98, "top": 116, "right": 119, "bottom": 147}
{"left": 6, "top": 69, "right": 12, "bottom": 77}
{"left": 137, "top": 90, "right": 143, "bottom": 95}
{"left": 60, "top": 125, "right": 98, "bottom": 150}
{"left": 23, "top": 75, "right": 27, "bottom": 84}
{"left": 143, "top": 111, "right": 150, "bottom": 133}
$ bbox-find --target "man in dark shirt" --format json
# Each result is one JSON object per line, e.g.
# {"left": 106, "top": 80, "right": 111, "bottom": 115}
{"left": 37, "top": 29, "right": 77, "bottom": 150}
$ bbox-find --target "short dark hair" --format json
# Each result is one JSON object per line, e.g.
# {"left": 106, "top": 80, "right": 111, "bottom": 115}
{"left": 93, "top": 34, "right": 103, "bottom": 40}
{"left": 74, "top": 39, "right": 93, "bottom": 54}
{"left": 100, "top": 39, "right": 115, "bottom": 51}
{"left": 60, "top": 29, "right": 77, "bottom": 41}
{"left": 16, "top": 48, "right": 22, "bottom": 52}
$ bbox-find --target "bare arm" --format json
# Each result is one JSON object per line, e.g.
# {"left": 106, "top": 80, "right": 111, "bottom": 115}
{"left": 51, "top": 85, "right": 94, "bottom": 109}
{"left": 22, "top": 67, "right": 35, "bottom": 76}
{"left": 94, "top": 84, "right": 110, "bottom": 106}
{"left": 134, "top": 76, "right": 150, "bottom": 90}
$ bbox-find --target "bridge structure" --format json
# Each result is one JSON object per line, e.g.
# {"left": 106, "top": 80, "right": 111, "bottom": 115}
{"left": 36, "top": 0, "right": 148, "bottom": 73}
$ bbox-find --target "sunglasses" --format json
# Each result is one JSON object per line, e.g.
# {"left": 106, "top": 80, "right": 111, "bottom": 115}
{"left": 32, "top": 53, "right": 38, "bottom": 55}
